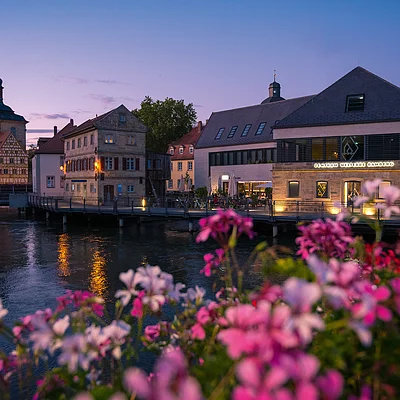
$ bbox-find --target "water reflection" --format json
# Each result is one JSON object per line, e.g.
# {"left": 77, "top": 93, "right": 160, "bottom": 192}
{"left": 89, "top": 248, "right": 109, "bottom": 299}
{"left": 57, "top": 233, "right": 70, "bottom": 277}
{"left": 25, "top": 224, "right": 37, "bottom": 268}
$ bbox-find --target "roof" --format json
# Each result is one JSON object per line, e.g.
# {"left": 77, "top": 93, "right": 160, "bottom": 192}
{"left": 63, "top": 104, "right": 147, "bottom": 138}
{"left": 274, "top": 66, "right": 400, "bottom": 129}
{"left": 169, "top": 122, "right": 203, "bottom": 160}
{"left": 0, "top": 101, "right": 27, "bottom": 122}
{"left": 195, "top": 95, "right": 314, "bottom": 149}
{"left": 35, "top": 120, "right": 76, "bottom": 154}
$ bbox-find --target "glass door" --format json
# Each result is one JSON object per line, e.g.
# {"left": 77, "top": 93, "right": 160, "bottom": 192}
{"left": 343, "top": 181, "right": 361, "bottom": 210}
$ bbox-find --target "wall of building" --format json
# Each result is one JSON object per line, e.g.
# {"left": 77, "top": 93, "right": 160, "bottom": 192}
{"left": 169, "top": 158, "right": 194, "bottom": 191}
{"left": 32, "top": 154, "right": 64, "bottom": 196}
{"left": 195, "top": 142, "right": 276, "bottom": 189}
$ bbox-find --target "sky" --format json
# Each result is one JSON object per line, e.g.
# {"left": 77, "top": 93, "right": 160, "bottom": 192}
{"left": 1, "top": 0, "right": 400, "bottom": 147}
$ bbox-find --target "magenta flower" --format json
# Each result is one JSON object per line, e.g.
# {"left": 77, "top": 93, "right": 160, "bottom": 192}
{"left": 390, "top": 278, "right": 400, "bottom": 315}
{"left": 200, "top": 249, "right": 225, "bottom": 277}
{"left": 296, "top": 219, "right": 354, "bottom": 260}
{"left": 316, "top": 370, "right": 344, "bottom": 400}
{"left": 131, "top": 290, "right": 145, "bottom": 318}
{"left": 144, "top": 324, "right": 161, "bottom": 342}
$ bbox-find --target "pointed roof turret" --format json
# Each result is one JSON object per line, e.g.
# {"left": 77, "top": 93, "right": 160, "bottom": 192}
{"left": 0, "top": 78, "right": 27, "bottom": 122}
{"left": 261, "top": 71, "right": 285, "bottom": 104}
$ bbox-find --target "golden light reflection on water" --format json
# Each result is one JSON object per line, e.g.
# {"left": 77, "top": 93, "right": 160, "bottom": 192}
{"left": 89, "top": 250, "right": 109, "bottom": 298}
{"left": 57, "top": 233, "right": 70, "bottom": 276}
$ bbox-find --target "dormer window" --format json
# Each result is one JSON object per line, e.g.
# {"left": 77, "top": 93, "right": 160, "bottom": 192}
{"left": 346, "top": 94, "right": 365, "bottom": 112}
{"left": 119, "top": 114, "right": 126, "bottom": 123}
{"left": 215, "top": 128, "right": 225, "bottom": 140}
{"left": 255, "top": 122, "right": 266, "bottom": 136}
{"left": 179, "top": 147, "right": 184, "bottom": 154}
{"left": 189, "top": 145, "right": 194, "bottom": 154}
{"left": 227, "top": 126, "right": 238, "bottom": 138}
{"left": 241, "top": 124, "right": 252, "bottom": 137}
{"left": 169, "top": 147, "right": 174, "bottom": 155}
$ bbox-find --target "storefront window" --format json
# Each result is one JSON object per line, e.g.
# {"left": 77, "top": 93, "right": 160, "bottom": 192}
{"left": 378, "top": 181, "right": 391, "bottom": 199}
{"left": 316, "top": 181, "right": 329, "bottom": 198}
{"left": 288, "top": 181, "right": 300, "bottom": 198}
{"left": 312, "top": 138, "right": 324, "bottom": 161}
{"left": 341, "top": 136, "right": 364, "bottom": 161}
{"left": 326, "top": 138, "right": 339, "bottom": 160}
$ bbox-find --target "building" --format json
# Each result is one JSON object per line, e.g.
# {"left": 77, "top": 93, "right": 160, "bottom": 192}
{"left": 0, "top": 132, "right": 28, "bottom": 185}
{"left": 194, "top": 78, "right": 313, "bottom": 197}
{"left": 167, "top": 121, "right": 203, "bottom": 192}
{"left": 272, "top": 66, "right": 400, "bottom": 215}
{"left": 32, "top": 120, "right": 76, "bottom": 196}
{"left": 146, "top": 150, "right": 171, "bottom": 200}
{"left": 0, "top": 78, "right": 27, "bottom": 149}
{"left": 62, "top": 105, "right": 147, "bottom": 205}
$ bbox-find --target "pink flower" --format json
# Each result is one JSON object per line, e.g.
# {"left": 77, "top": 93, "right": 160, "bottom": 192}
{"left": 390, "top": 278, "right": 400, "bottom": 315}
{"left": 316, "top": 370, "right": 344, "bottom": 400}
{"left": 144, "top": 324, "right": 161, "bottom": 342}
{"left": 283, "top": 278, "right": 321, "bottom": 313}
{"left": 200, "top": 249, "right": 225, "bottom": 277}
{"left": 58, "top": 334, "right": 89, "bottom": 373}
{"left": 377, "top": 185, "right": 400, "bottom": 218}
{"left": 131, "top": 291, "right": 145, "bottom": 318}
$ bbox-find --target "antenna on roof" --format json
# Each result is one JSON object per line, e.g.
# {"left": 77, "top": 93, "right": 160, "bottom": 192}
{"left": 273, "top": 69, "right": 276, "bottom": 82}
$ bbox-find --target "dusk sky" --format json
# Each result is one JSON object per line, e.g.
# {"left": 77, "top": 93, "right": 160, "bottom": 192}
{"left": 1, "top": 0, "right": 399, "bottom": 146}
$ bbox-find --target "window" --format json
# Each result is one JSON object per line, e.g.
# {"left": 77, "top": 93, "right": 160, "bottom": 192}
{"left": 170, "top": 147, "right": 174, "bottom": 155}
{"left": 312, "top": 138, "right": 324, "bottom": 161}
{"left": 378, "top": 181, "right": 391, "bottom": 199}
{"left": 47, "top": 176, "right": 55, "bottom": 188}
{"left": 127, "top": 135, "right": 136, "bottom": 146}
{"left": 77, "top": 138, "right": 81, "bottom": 148}
{"left": 241, "top": 124, "right": 252, "bottom": 137}
{"left": 13, "top": 169, "right": 17, "bottom": 175}
{"left": 3, "top": 169, "right": 8, "bottom": 174}
{"left": 126, "top": 158, "right": 135, "bottom": 170}
{"left": 346, "top": 94, "right": 365, "bottom": 112}
{"left": 83, "top": 136, "right": 87, "bottom": 146}
{"left": 127, "top": 185, "right": 135, "bottom": 193}
{"left": 105, "top": 157, "right": 113, "bottom": 170}
{"left": 170, "top": 162, "right": 173, "bottom": 171}
{"left": 168, "top": 179, "right": 173, "bottom": 189}
{"left": 326, "top": 137, "right": 339, "bottom": 160}
{"left": 179, "top": 147, "right": 184, "bottom": 154}
{"left": 119, "top": 114, "right": 126, "bottom": 123}
{"left": 177, "top": 179, "right": 181, "bottom": 188}
{"left": 316, "top": 181, "right": 329, "bottom": 198}
{"left": 288, "top": 181, "right": 300, "bottom": 198}
{"left": 90, "top": 184, "right": 96, "bottom": 193}
{"left": 189, "top": 145, "right": 194, "bottom": 154}
{"left": 255, "top": 123, "right": 266, "bottom": 136}
{"left": 227, "top": 126, "right": 238, "bottom": 138}
{"left": 147, "top": 159, "right": 151, "bottom": 169}
{"left": 105, "top": 134, "right": 114, "bottom": 144}
{"left": 9, "top": 158, "right": 14, "bottom": 164}
{"left": 72, "top": 140, "right": 75, "bottom": 149}
{"left": 71, "top": 184, "right": 75, "bottom": 192}
{"left": 90, "top": 135, "right": 94, "bottom": 145}
{"left": 66, "top": 142, "right": 70, "bottom": 150}
{"left": 188, "top": 161, "right": 193, "bottom": 170}
{"left": 77, "top": 183, "right": 81, "bottom": 192}
{"left": 178, "top": 162, "right": 183, "bottom": 171}
{"left": 215, "top": 128, "right": 225, "bottom": 140}
{"left": 0, "top": 158, "right": 3, "bottom": 163}
{"left": 341, "top": 136, "right": 364, "bottom": 161}
{"left": 65, "top": 183, "right": 69, "bottom": 191}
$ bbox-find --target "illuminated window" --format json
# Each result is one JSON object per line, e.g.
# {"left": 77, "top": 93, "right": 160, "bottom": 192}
{"left": 127, "top": 135, "right": 136, "bottom": 145}
{"left": 346, "top": 94, "right": 364, "bottom": 112}
{"left": 312, "top": 138, "right": 324, "bottom": 161}
{"left": 241, "top": 124, "right": 252, "bottom": 137}
{"left": 105, "top": 134, "right": 114, "bottom": 144}
{"left": 378, "top": 181, "right": 391, "bottom": 199}
{"left": 316, "top": 181, "right": 329, "bottom": 198}
{"left": 215, "top": 128, "right": 225, "bottom": 140}
{"left": 288, "top": 181, "right": 300, "bottom": 198}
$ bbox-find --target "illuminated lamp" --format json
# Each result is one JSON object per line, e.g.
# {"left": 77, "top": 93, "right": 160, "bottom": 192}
{"left": 221, "top": 175, "right": 229, "bottom": 181}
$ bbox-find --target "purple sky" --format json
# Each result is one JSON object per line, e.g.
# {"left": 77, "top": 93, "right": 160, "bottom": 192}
{"left": 1, "top": 0, "right": 400, "bottom": 146}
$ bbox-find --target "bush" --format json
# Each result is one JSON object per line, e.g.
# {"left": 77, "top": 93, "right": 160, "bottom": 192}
{"left": 195, "top": 186, "right": 208, "bottom": 199}
{"left": 1, "top": 180, "right": 400, "bottom": 399}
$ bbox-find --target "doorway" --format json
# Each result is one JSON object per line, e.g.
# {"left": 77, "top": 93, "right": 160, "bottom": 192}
{"left": 104, "top": 185, "right": 114, "bottom": 204}
{"left": 343, "top": 181, "right": 361, "bottom": 209}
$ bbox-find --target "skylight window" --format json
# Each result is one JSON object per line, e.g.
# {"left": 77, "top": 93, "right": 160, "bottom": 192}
{"left": 346, "top": 94, "right": 365, "bottom": 112}
{"left": 215, "top": 128, "right": 225, "bottom": 140}
{"left": 227, "top": 126, "right": 238, "bottom": 138}
{"left": 241, "top": 124, "right": 252, "bottom": 137}
{"left": 255, "top": 122, "right": 266, "bottom": 136}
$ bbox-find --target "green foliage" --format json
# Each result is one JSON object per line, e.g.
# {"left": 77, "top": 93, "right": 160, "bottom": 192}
{"left": 132, "top": 96, "right": 197, "bottom": 153}
{"left": 195, "top": 186, "right": 208, "bottom": 199}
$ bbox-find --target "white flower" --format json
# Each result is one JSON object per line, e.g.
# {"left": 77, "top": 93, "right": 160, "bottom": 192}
{"left": 115, "top": 269, "right": 139, "bottom": 306}
{"left": 58, "top": 334, "right": 89, "bottom": 373}
{"left": 186, "top": 286, "right": 206, "bottom": 303}
{"left": 0, "top": 299, "right": 8, "bottom": 320}
{"left": 103, "top": 320, "right": 131, "bottom": 360}
{"left": 168, "top": 283, "right": 186, "bottom": 302}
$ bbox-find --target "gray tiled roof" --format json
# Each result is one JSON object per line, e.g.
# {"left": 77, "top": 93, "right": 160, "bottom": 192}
{"left": 274, "top": 67, "right": 400, "bottom": 129}
{"left": 195, "top": 95, "right": 314, "bottom": 149}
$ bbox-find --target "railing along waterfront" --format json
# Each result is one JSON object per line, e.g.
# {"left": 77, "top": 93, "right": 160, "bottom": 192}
{"left": 26, "top": 194, "right": 400, "bottom": 224}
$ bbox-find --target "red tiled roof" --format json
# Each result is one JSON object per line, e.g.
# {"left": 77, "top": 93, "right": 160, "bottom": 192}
{"left": 169, "top": 122, "right": 204, "bottom": 160}
{"left": 35, "top": 120, "right": 76, "bottom": 154}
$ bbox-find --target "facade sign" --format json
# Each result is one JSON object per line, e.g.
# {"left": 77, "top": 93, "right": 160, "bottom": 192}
{"left": 313, "top": 161, "right": 395, "bottom": 169}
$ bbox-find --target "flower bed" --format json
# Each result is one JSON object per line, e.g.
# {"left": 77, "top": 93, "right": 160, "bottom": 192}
{"left": 1, "top": 180, "right": 400, "bottom": 399}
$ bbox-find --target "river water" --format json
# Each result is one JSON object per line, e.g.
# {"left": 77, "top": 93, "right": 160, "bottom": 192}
{"left": 0, "top": 209, "right": 294, "bottom": 328}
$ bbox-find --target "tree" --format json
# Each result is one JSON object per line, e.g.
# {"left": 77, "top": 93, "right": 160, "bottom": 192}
{"left": 132, "top": 96, "right": 197, "bottom": 153}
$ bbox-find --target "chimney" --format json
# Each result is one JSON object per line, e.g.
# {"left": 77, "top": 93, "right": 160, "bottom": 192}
{"left": 54, "top": 126, "right": 58, "bottom": 136}
{"left": 205, "top": 119, "right": 209, "bottom": 125}
{"left": 197, "top": 121, "right": 202, "bottom": 131}
{"left": 70, "top": 118, "right": 74, "bottom": 126}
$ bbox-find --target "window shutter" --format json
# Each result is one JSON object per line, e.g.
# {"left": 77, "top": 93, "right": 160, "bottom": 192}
{"left": 100, "top": 157, "right": 105, "bottom": 171}
{"left": 122, "top": 157, "right": 126, "bottom": 170}
{"left": 135, "top": 158, "right": 140, "bottom": 171}
{"left": 114, "top": 157, "right": 119, "bottom": 170}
